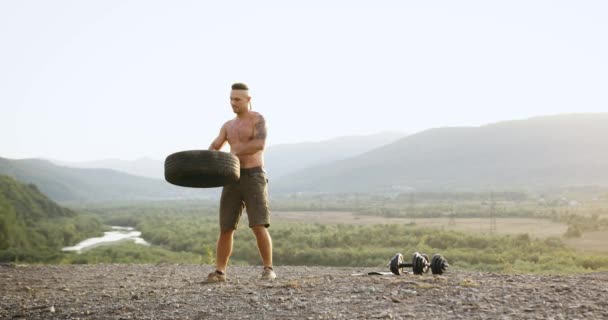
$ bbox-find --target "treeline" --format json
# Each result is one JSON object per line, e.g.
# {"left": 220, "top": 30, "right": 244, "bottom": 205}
{"left": 562, "top": 212, "right": 608, "bottom": 237}
{"left": 272, "top": 191, "right": 606, "bottom": 219}
{"left": 84, "top": 206, "right": 608, "bottom": 273}
{"left": 269, "top": 190, "right": 608, "bottom": 211}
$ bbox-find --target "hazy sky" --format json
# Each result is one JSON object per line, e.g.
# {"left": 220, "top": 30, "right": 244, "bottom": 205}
{"left": 2, "top": 1, "right": 607, "bottom": 161}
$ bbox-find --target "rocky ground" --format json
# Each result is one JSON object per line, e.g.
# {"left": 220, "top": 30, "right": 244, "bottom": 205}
{"left": 1, "top": 264, "right": 607, "bottom": 319}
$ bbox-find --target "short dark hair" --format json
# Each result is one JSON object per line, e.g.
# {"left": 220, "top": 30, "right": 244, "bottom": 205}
{"left": 231, "top": 83, "right": 249, "bottom": 90}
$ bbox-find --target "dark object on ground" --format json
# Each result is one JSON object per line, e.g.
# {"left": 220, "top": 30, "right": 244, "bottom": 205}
{"left": 389, "top": 253, "right": 405, "bottom": 275}
{"left": 431, "top": 254, "right": 449, "bottom": 275}
{"left": 389, "top": 252, "right": 448, "bottom": 275}
{"left": 351, "top": 272, "right": 398, "bottom": 276}
{"left": 367, "top": 271, "right": 396, "bottom": 276}
{"left": 164, "top": 150, "right": 240, "bottom": 188}
{"left": 412, "top": 252, "right": 429, "bottom": 275}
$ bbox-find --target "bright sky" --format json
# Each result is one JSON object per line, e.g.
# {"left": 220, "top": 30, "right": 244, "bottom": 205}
{"left": 1, "top": 1, "right": 607, "bottom": 161}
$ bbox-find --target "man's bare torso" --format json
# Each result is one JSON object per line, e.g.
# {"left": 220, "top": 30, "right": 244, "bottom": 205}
{"left": 225, "top": 111, "right": 265, "bottom": 169}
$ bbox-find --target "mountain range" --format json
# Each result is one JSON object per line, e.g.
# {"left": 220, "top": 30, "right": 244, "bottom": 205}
{"left": 3, "top": 114, "right": 608, "bottom": 201}
{"left": 272, "top": 113, "right": 608, "bottom": 192}
{"left": 0, "top": 157, "right": 208, "bottom": 202}
{"left": 51, "top": 132, "right": 406, "bottom": 179}
{"left": 0, "top": 132, "right": 403, "bottom": 202}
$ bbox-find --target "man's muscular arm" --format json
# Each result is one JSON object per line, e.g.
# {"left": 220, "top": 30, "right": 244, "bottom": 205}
{"left": 234, "top": 115, "right": 267, "bottom": 156}
{"left": 209, "top": 123, "right": 228, "bottom": 151}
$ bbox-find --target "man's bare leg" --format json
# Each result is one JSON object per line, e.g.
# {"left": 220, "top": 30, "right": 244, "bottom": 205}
{"left": 216, "top": 229, "right": 235, "bottom": 273}
{"left": 251, "top": 225, "right": 273, "bottom": 268}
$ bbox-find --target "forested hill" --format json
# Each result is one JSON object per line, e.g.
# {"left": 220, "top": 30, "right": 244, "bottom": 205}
{"left": 0, "top": 175, "right": 102, "bottom": 262}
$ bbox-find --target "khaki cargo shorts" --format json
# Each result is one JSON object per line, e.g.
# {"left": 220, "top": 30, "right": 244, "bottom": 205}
{"left": 219, "top": 167, "right": 271, "bottom": 231}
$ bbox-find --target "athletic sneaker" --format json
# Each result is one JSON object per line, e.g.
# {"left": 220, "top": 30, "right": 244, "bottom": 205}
{"left": 202, "top": 270, "right": 226, "bottom": 284}
{"left": 260, "top": 267, "right": 277, "bottom": 281}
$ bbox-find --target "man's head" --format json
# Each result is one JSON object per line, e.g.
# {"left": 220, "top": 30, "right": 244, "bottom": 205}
{"left": 230, "top": 83, "right": 251, "bottom": 115}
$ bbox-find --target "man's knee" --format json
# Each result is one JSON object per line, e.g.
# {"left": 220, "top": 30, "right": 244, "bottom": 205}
{"left": 251, "top": 224, "right": 266, "bottom": 230}
{"left": 251, "top": 225, "right": 269, "bottom": 236}
{"left": 219, "top": 229, "right": 235, "bottom": 238}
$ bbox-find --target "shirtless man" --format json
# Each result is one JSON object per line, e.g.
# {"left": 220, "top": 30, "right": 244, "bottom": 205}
{"left": 204, "top": 83, "right": 276, "bottom": 283}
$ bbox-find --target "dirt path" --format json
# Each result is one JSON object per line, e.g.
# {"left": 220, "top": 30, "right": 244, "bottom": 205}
{"left": 1, "top": 264, "right": 607, "bottom": 319}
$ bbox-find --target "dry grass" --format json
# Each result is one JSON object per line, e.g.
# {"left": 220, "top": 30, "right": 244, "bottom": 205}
{"left": 406, "top": 217, "right": 568, "bottom": 238}
{"left": 273, "top": 211, "right": 568, "bottom": 238}
{"left": 459, "top": 278, "right": 479, "bottom": 287}
{"left": 282, "top": 280, "right": 301, "bottom": 289}
{"left": 563, "top": 230, "right": 608, "bottom": 254}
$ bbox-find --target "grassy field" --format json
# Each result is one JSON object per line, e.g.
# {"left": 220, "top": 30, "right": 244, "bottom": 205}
{"left": 273, "top": 211, "right": 567, "bottom": 236}
{"left": 271, "top": 211, "right": 608, "bottom": 254}
{"left": 563, "top": 231, "right": 608, "bottom": 254}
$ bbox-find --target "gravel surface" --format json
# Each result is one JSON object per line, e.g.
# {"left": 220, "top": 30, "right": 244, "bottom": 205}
{"left": 1, "top": 264, "right": 607, "bottom": 319}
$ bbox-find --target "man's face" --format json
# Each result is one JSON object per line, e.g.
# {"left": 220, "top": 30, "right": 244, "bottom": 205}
{"left": 230, "top": 90, "right": 250, "bottom": 114}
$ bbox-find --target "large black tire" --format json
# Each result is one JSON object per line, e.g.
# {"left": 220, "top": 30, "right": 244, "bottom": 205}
{"left": 164, "top": 150, "right": 240, "bottom": 188}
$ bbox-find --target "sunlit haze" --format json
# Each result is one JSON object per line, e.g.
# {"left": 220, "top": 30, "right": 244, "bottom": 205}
{"left": 1, "top": 1, "right": 607, "bottom": 161}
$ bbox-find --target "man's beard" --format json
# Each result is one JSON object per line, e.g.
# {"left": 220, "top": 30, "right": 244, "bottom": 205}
{"left": 232, "top": 106, "right": 243, "bottom": 114}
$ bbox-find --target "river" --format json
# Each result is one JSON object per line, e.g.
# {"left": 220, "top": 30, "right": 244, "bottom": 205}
{"left": 62, "top": 226, "right": 150, "bottom": 253}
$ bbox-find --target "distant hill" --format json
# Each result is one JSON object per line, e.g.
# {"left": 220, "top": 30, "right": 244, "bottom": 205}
{"left": 272, "top": 114, "right": 608, "bottom": 193}
{"left": 0, "top": 175, "right": 102, "bottom": 261}
{"left": 52, "top": 157, "right": 161, "bottom": 179}
{"left": 265, "top": 131, "right": 406, "bottom": 179}
{"left": 50, "top": 132, "right": 406, "bottom": 180}
{"left": 0, "top": 158, "right": 208, "bottom": 203}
